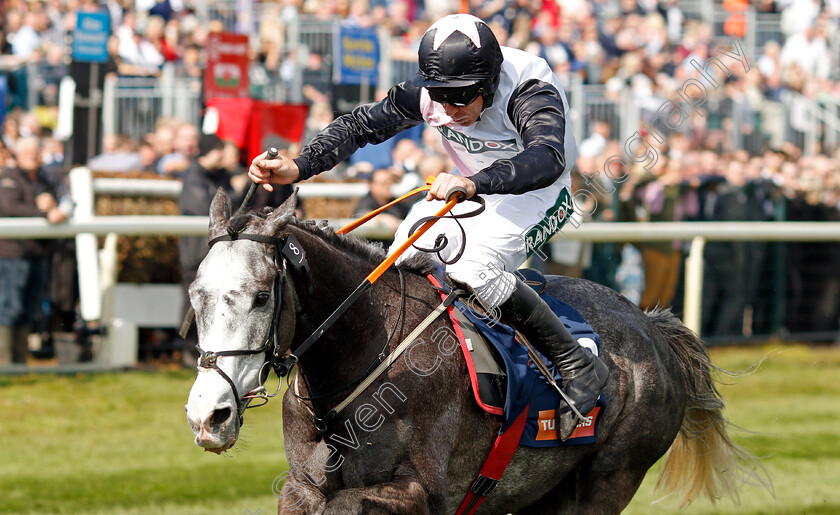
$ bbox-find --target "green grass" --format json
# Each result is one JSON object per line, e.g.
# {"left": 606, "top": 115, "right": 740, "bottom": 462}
{"left": 624, "top": 344, "right": 840, "bottom": 514}
{"left": 1, "top": 344, "right": 839, "bottom": 514}
{"left": 0, "top": 370, "right": 287, "bottom": 514}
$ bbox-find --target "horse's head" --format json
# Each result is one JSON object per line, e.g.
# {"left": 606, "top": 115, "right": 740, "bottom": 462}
{"left": 185, "top": 188, "right": 300, "bottom": 453}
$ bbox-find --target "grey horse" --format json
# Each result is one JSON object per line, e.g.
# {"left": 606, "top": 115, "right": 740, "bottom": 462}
{"left": 186, "top": 190, "right": 766, "bottom": 514}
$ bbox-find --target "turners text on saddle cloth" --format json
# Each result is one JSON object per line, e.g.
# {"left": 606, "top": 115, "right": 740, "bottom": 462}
{"left": 249, "top": 13, "right": 609, "bottom": 441}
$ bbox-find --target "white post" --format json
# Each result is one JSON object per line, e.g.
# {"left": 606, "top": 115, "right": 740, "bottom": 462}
{"left": 105, "top": 319, "right": 139, "bottom": 368}
{"left": 161, "top": 63, "right": 175, "bottom": 119}
{"left": 745, "top": 7, "right": 756, "bottom": 64}
{"left": 378, "top": 26, "right": 391, "bottom": 96}
{"left": 98, "top": 233, "right": 137, "bottom": 367}
{"left": 69, "top": 167, "right": 102, "bottom": 323}
{"left": 98, "top": 232, "right": 119, "bottom": 325}
{"left": 101, "top": 74, "right": 116, "bottom": 138}
{"left": 683, "top": 236, "right": 706, "bottom": 336}
{"left": 569, "top": 74, "right": 584, "bottom": 145}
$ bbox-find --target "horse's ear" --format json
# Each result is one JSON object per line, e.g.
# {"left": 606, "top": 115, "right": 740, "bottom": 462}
{"left": 209, "top": 188, "right": 231, "bottom": 236}
{"left": 264, "top": 189, "right": 297, "bottom": 234}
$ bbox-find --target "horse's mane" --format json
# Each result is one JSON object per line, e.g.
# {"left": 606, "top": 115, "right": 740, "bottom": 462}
{"left": 230, "top": 209, "right": 436, "bottom": 274}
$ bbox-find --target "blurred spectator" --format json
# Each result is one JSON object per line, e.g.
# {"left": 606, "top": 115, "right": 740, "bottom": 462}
{"left": 0, "top": 136, "right": 67, "bottom": 364}
{"left": 781, "top": 0, "right": 821, "bottom": 37}
{"left": 10, "top": 10, "right": 42, "bottom": 61}
{"left": 136, "top": 0, "right": 185, "bottom": 22}
{"left": 699, "top": 162, "right": 749, "bottom": 337}
{"left": 18, "top": 111, "right": 41, "bottom": 139}
{"left": 143, "top": 15, "right": 179, "bottom": 62}
{"left": 178, "top": 133, "right": 229, "bottom": 282}
{"left": 391, "top": 138, "right": 424, "bottom": 176}
{"left": 303, "top": 100, "right": 335, "bottom": 144}
{"left": 138, "top": 135, "right": 158, "bottom": 172}
{"left": 415, "top": 153, "right": 447, "bottom": 184}
{"left": 353, "top": 167, "right": 410, "bottom": 233}
{"left": 626, "top": 160, "right": 690, "bottom": 312}
{"left": 116, "top": 10, "right": 164, "bottom": 76}
{"left": 88, "top": 133, "right": 143, "bottom": 172}
{"left": 579, "top": 120, "right": 611, "bottom": 158}
{"left": 1, "top": 109, "right": 22, "bottom": 149}
{"left": 158, "top": 121, "right": 198, "bottom": 177}
{"left": 149, "top": 122, "right": 175, "bottom": 172}
{"left": 222, "top": 139, "right": 246, "bottom": 179}
{"left": 40, "top": 132, "right": 64, "bottom": 172}
{"left": 176, "top": 44, "right": 202, "bottom": 80}
{"left": 757, "top": 40, "right": 781, "bottom": 80}
{"left": 780, "top": 26, "right": 831, "bottom": 82}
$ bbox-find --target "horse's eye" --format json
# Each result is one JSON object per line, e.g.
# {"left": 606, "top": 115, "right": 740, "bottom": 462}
{"left": 255, "top": 291, "right": 271, "bottom": 306}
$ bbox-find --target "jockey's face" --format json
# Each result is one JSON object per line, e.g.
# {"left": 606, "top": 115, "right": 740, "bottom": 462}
{"left": 439, "top": 94, "right": 484, "bottom": 127}
{"left": 428, "top": 84, "right": 485, "bottom": 127}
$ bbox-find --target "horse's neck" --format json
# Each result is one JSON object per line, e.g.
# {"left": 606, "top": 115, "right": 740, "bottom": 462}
{"left": 288, "top": 226, "right": 403, "bottom": 407}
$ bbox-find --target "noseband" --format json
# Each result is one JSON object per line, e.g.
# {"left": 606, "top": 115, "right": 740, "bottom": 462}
{"left": 192, "top": 228, "right": 311, "bottom": 418}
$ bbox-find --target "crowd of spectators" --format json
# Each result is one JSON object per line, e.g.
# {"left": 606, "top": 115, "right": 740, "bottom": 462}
{"left": 1, "top": 0, "right": 840, "bottom": 358}
{"left": 574, "top": 136, "right": 840, "bottom": 339}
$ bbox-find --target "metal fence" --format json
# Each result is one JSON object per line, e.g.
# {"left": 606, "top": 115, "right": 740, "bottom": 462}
{"left": 101, "top": 65, "right": 203, "bottom": 141}
{"left": 781, "top": 91, "right": 840, "bottom": 155}
{"left": 678, "top": 0, "right": 714, "bottom": 25}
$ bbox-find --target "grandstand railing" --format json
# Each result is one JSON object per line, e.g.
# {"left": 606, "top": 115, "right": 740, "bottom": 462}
{"left": 102, "top": 65, "right": 203, "bottom": 141}
{"left": 781, "top": 90, "right": 840, "bottom": 155}
{"left": 679, "top": 0, "right": 714, "bottom": 26}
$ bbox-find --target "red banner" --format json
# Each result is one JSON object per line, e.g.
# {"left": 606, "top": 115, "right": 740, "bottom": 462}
{"left": 204, "top": 33, "right": 250, "bottom": 100}
{"left": 206, "top": 98, "right": 309, "bottom": 162}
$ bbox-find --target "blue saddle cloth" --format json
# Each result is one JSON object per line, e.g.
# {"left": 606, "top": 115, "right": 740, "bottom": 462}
{"left": 431, "top": 268, "right": 605, "bottom": 447}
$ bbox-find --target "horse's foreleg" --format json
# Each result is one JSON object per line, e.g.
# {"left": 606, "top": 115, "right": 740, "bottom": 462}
{"left": 323, "top": 477, "right": 433, "bottom": 515}
{"left": 276, "top": 473, "right": 327, "bottom": 515}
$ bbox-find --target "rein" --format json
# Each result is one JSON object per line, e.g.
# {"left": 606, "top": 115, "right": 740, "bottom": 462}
{"left": 189, "top": 173, "right": 485, "bottom": 432}
{"left": 306, "top": 287, "right": 461, "bottom": 433}
{"left": 275, "top": 184, "right": 483, "bottom": 376}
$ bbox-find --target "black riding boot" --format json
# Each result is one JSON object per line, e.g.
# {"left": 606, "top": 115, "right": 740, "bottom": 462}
{"left": 500, "top": 279, "right": 609, "bottom": 441}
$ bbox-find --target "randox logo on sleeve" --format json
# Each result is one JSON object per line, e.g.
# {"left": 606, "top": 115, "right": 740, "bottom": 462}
{"left": 524, "top": 188, "right": 573, "bottom": 258}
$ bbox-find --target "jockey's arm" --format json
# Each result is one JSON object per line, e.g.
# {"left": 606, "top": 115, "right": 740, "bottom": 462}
{"left": 248, "top": 82, "right": 424, "bottom": 189}
{"left": 468, "top": 79, "right": 569, "bottom": 196}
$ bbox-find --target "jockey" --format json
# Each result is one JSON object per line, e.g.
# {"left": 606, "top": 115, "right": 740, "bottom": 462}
{"left": 248, "top": 13, "right": 608, "bottom": 440}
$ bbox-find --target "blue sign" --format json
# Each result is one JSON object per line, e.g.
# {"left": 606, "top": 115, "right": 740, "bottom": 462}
{"left": 335, "top": 27, "right": 379, "bottom": 85}
{"left": 72, "top": 12, "right": 111, "bottom": 63}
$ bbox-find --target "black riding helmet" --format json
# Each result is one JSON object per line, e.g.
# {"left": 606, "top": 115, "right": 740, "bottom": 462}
{"left": 418, "top": 14, "right": 504, "bottom": 109}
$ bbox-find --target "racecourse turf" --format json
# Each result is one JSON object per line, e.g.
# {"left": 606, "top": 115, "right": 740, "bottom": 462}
{"left": 0, "top": 344, "right": 838, "bottom": 514}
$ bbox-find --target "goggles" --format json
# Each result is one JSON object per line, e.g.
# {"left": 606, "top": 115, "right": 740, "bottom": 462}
{"left": 427, "top": 84, "right": 484, "bottom": 107}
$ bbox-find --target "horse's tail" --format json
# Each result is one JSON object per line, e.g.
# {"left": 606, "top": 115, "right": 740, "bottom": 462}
{"left": 646, "top": 307, "right": 770, "bottom": 508}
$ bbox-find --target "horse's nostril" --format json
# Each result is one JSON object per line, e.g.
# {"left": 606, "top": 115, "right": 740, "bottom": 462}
{"left": 210, "top": 407, "right": 232, "bottom": 427}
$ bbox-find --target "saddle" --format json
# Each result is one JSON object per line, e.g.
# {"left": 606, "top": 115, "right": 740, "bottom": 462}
{"left": 427, "top": 268, "right": 606, "bottom": 447}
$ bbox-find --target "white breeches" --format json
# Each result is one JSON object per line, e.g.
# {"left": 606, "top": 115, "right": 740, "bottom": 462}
{"left": 392, "top": 176, "right": 572, "bottom": 310}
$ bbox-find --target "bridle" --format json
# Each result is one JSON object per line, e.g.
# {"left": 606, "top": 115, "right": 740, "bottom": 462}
{"left": 186, "top": 183, "right": 485, "bottom": 432}
{"left": 188, "top": 226, "right": 311, "bottom": 419}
